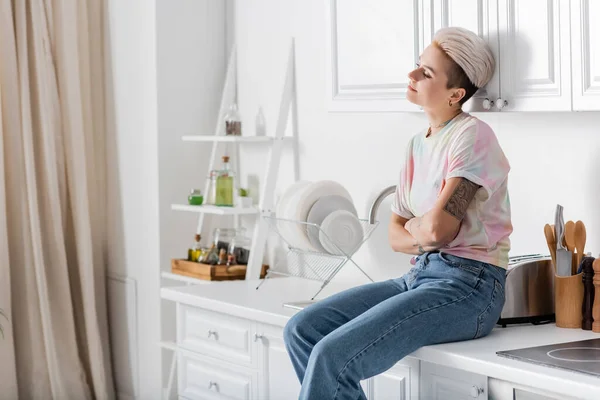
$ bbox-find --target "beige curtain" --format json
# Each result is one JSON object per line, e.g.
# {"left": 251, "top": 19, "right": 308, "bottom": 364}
{"left": 0, "top": 0, "right": 115, "bottom": 398}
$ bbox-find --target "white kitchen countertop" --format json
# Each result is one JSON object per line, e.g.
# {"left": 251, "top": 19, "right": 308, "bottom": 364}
{"left": 161, "top": 276, "right": 600, "bottom": 399}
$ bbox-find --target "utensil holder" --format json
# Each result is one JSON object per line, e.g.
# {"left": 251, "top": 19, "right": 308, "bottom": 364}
{"left": 555, "top": 272, "right": 584, "bottom": 328}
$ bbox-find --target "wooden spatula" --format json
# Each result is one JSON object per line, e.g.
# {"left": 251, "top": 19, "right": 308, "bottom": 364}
{"left": 564, "top": 220, "right": 576, "bottom": 275}
{"left": 544, "top": 223, "right": 557, "bottom": 272}
{"left": 575, "top": 220, "right": 587, "bottom": 270}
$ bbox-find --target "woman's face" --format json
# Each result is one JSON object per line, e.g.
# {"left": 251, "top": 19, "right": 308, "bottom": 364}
{"left": 406, "top": 44, "right": 462, "bottom": 110}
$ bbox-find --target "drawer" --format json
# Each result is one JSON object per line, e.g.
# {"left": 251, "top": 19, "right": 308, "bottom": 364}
{"left": 178, "top": 304, "right": 256, "bottom": 367}
{"left": 178, "top": 350, "right": 258, "bottom": 400}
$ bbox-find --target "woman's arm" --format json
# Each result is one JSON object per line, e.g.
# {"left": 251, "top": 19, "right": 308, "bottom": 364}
{"left": 388, "top": 213, "right": 441, "bottom": 255}
{"left": 405, "top": 177, "right": 480, "bottom": 248}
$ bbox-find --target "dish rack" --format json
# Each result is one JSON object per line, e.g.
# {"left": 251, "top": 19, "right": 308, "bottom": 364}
{"left": 255, "top": 215, "right": 379, "bottom": 299}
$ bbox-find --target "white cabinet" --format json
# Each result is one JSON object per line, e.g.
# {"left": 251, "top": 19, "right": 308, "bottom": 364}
{"left": 498, "top": 0, "right": 572, "bottom": 111}
{"left": 367, "top": 358, "right": 420, "bottom": 400}
{"left": 325, "top": 0, "right": 426, "bottom": 112}
{"left": 326, "top": 0, "right": 599, "bottom": 112}
{"left": 420, "top": 361, "right": 487, "bottom": 400}
{"left": 255, "top": 324, "right": 301, "bottom": 400}
{"left": 488, "top": 377, "right": 579, "bottom": 400}
{"left": 570, "top": 0, "right": 600, "bottom": 111}
{"left": 430, "top": 0, "right": 501, "bottom": 113}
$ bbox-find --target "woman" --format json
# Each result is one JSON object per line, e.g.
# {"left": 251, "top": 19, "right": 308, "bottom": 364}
{"left": 283, "top": 27, "right": 512, "bottom": 400}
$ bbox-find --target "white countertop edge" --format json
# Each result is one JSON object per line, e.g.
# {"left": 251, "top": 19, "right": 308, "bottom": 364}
{"left": 161, "top": 287, "right": 294, "bottom": 326}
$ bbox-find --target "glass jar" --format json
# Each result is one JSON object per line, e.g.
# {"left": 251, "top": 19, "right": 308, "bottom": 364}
{"left": 228, "top": 229, "right": 251, "bottom": 265}
{"left": 187, "top": 189, "right": 204, "bottom": 206}
{"left": 225, "top": 103, "right": 242, "bottom": 136}
{"left": 213, "top": 228, "right": 237, "bottom": 254}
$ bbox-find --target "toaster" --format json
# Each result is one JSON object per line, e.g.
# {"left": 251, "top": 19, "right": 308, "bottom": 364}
{"left": 497, "top": 254, "right": 555, "bottom": 327}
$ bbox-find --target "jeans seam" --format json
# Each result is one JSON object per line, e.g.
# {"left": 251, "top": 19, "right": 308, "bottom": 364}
{"left": 475, "top": 278, "right": 501, "bottom": 338}
{"left": 331, "top": 288, "right": 477, "bottom": 399}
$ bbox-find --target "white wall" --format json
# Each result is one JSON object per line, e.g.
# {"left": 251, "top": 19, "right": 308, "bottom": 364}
{"left": 231, "top": 0, "right": 600, "bottom": 284}
{"left": 156, "top": 0, "right": 227, "bottom": 396}
{"left": 105, "top": 0, "right": 161, "bottom": 398}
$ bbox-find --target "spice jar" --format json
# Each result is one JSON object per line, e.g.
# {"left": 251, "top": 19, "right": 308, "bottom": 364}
{"left": 228, "top": 228, "right": 251, "bottom": 265}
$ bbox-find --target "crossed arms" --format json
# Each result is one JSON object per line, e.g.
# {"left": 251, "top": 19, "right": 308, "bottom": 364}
{"left": 388, "top": 177, "right": 480, "bottom": 255}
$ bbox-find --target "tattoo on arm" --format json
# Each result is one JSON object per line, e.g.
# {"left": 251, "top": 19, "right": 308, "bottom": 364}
{"left": 412, "top": 241, "right": 425, "bottom": 254}
{"left": 443, "top": 178, "right": 480, "bottom": 220}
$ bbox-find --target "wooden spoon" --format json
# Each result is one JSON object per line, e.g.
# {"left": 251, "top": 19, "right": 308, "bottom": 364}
{"left": 575, "top": 220, "right": 587, "bottom": 270}
{"left": 564, "top": 221, "right": 576, "bottom": 275}
{"left": 544, "top": 223, "right": 557, "bottom": 272}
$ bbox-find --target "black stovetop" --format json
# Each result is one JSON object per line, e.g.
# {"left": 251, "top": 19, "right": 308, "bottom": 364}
{"left": 497, "top": 338, "right": 600, "bottom": 377}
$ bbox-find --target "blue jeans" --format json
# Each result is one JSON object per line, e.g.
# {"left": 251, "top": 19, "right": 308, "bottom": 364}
{"left": 283, "top": 251, "right": 507, "bottom": 400}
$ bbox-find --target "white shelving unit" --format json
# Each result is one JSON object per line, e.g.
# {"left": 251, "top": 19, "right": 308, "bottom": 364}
{"left": 160, "top": 40, "right": 300, "bottom": 399}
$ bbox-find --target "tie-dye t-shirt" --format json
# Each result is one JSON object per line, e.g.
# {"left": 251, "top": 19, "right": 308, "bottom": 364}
{"left": 391, "top": 112, "right": 513, "bottom": 268}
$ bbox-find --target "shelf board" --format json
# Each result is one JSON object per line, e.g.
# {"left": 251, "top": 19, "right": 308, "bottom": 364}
{"left": 181, "top": 135, "right": 293, "bottom": 143}
{"left": 159, "top": 340, "right": 177, "bottom": 351}
{"left": 161, "top": 271, "right": 214, "bottom": 286}
{"left": 171, "top": 204, "right": 259, "bottom": 215}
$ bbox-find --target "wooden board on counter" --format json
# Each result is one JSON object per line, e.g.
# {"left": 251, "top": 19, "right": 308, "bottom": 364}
{"left": 171, "top": 258, "right": 269, "bottom": 281}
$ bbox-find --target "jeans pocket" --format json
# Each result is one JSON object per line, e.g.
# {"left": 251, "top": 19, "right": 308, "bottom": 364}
{"left": 475, "top": 279, "right": 505, "bottom": 339}
{"left": 438, "top": 252, "right": 484, "bottom": 276}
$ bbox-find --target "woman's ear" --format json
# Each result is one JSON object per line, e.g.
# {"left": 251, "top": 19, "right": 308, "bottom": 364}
{"left": 450, "top": 88, "right": 466, "bottom": 104}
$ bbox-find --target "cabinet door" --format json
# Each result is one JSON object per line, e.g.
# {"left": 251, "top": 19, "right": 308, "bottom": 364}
{"left": 488, "top": 378, "right": 579, "bottom": 400}
{"left": 370, "top": 357, "right": 420, "bottom": 400}
{"left": 498, "top": 0, "right": 571, "bottom": 111}
{"left": 325, "top": 0, "right": 429, "bottom": 112}
{"left": 420, "top": 361, "right": 487, "bottom": 400}
{"left": 177, "top": 349, "right": 258, "bottom": 400}
{"left": 570, "top": 0, "right": 600, "bottom": 111}
{"left": 430, "top": 0, "right": 501, "bottom": 112}
{"left": 256, "top": 324, "right": 301, "bottom": 400}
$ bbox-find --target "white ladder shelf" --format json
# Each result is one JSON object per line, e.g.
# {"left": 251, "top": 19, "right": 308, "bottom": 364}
{"left": 160, "top": 39, "right": 299, "bottom": 399}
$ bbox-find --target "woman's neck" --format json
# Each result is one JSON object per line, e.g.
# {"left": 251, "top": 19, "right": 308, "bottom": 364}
{"left": 425, "top": 107, "right": 463, "bottom": 136}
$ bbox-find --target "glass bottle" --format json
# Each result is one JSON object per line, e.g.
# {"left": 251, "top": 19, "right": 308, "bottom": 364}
{"left": 215, "top": 156, "right": 235, "bottom": 207}
{"left": 203, "top": 243, "right": 219, "bottom": 265}
{"left": 225, "top": 103, "right": 242, "bottom": 136}
{"left": 187, "top": 234, "right": 202, "bottom": 262}
{"left": 206, "top": 170, "right": 218, "bottom": 205}
{"left": 217, "top": 248, "right": 228, "bottom": 265}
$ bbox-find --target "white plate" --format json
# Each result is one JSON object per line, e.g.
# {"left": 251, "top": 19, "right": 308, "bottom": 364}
{"left": 276, "top": 180, "right": 311, "bottom": 247}
{"left": 288, "top": 180, "right": 354, "bottom": 251}
{"left": 306, "top": 195, "right": 358, "bottom": 253}
{"left": 319, "top": 210, "right": 364, "bottom": 255}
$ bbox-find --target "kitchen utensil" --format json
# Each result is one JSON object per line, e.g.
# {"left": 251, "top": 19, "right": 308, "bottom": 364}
{"left": 574, "top": 220, "right": 586, "bottom": 269}
{"left": 306, "top": 195, "right": 358, "bottom": 253}
{"left": 554, "top": 205, "right": 572, "bottom": 277}
{"left": 543, "top": 224, "right": 556, "bottom": 271}
{"left": 319, "top": 210, "right": 363, "bottom": 255}
{"left": 564, "top": 220, "right": 576, "bottom": 275}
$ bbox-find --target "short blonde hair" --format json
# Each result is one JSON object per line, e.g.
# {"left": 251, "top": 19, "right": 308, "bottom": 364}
{"left": 433, "top": 27, "right": 495, "bottom": 89}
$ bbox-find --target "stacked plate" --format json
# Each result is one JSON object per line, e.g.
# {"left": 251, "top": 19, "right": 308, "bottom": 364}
{"left": 276, "top": 180, "right": 364, "bottom": 255}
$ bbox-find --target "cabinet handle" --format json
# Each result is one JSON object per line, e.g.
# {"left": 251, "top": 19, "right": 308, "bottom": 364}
{"left": 207, "top": 329, "right": 218, "bottom": 339}
{"left": 254, "top": 333, "right": 264, "bottom": 342}
{"left": 495, "top": 98, "right": 508, "bottom": 110}
{"left": 470, "top": 385, "right": 484, "bottom": 398}
{"left": 482, "top": 98, "right": 494, "bottom": 110}
{"left": 208, "top": 381, "right": 219, "bottom": 392}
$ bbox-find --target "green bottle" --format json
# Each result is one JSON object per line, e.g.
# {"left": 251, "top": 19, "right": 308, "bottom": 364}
{"left": 215, "top": 156, "right": 235, "bottom": 207}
